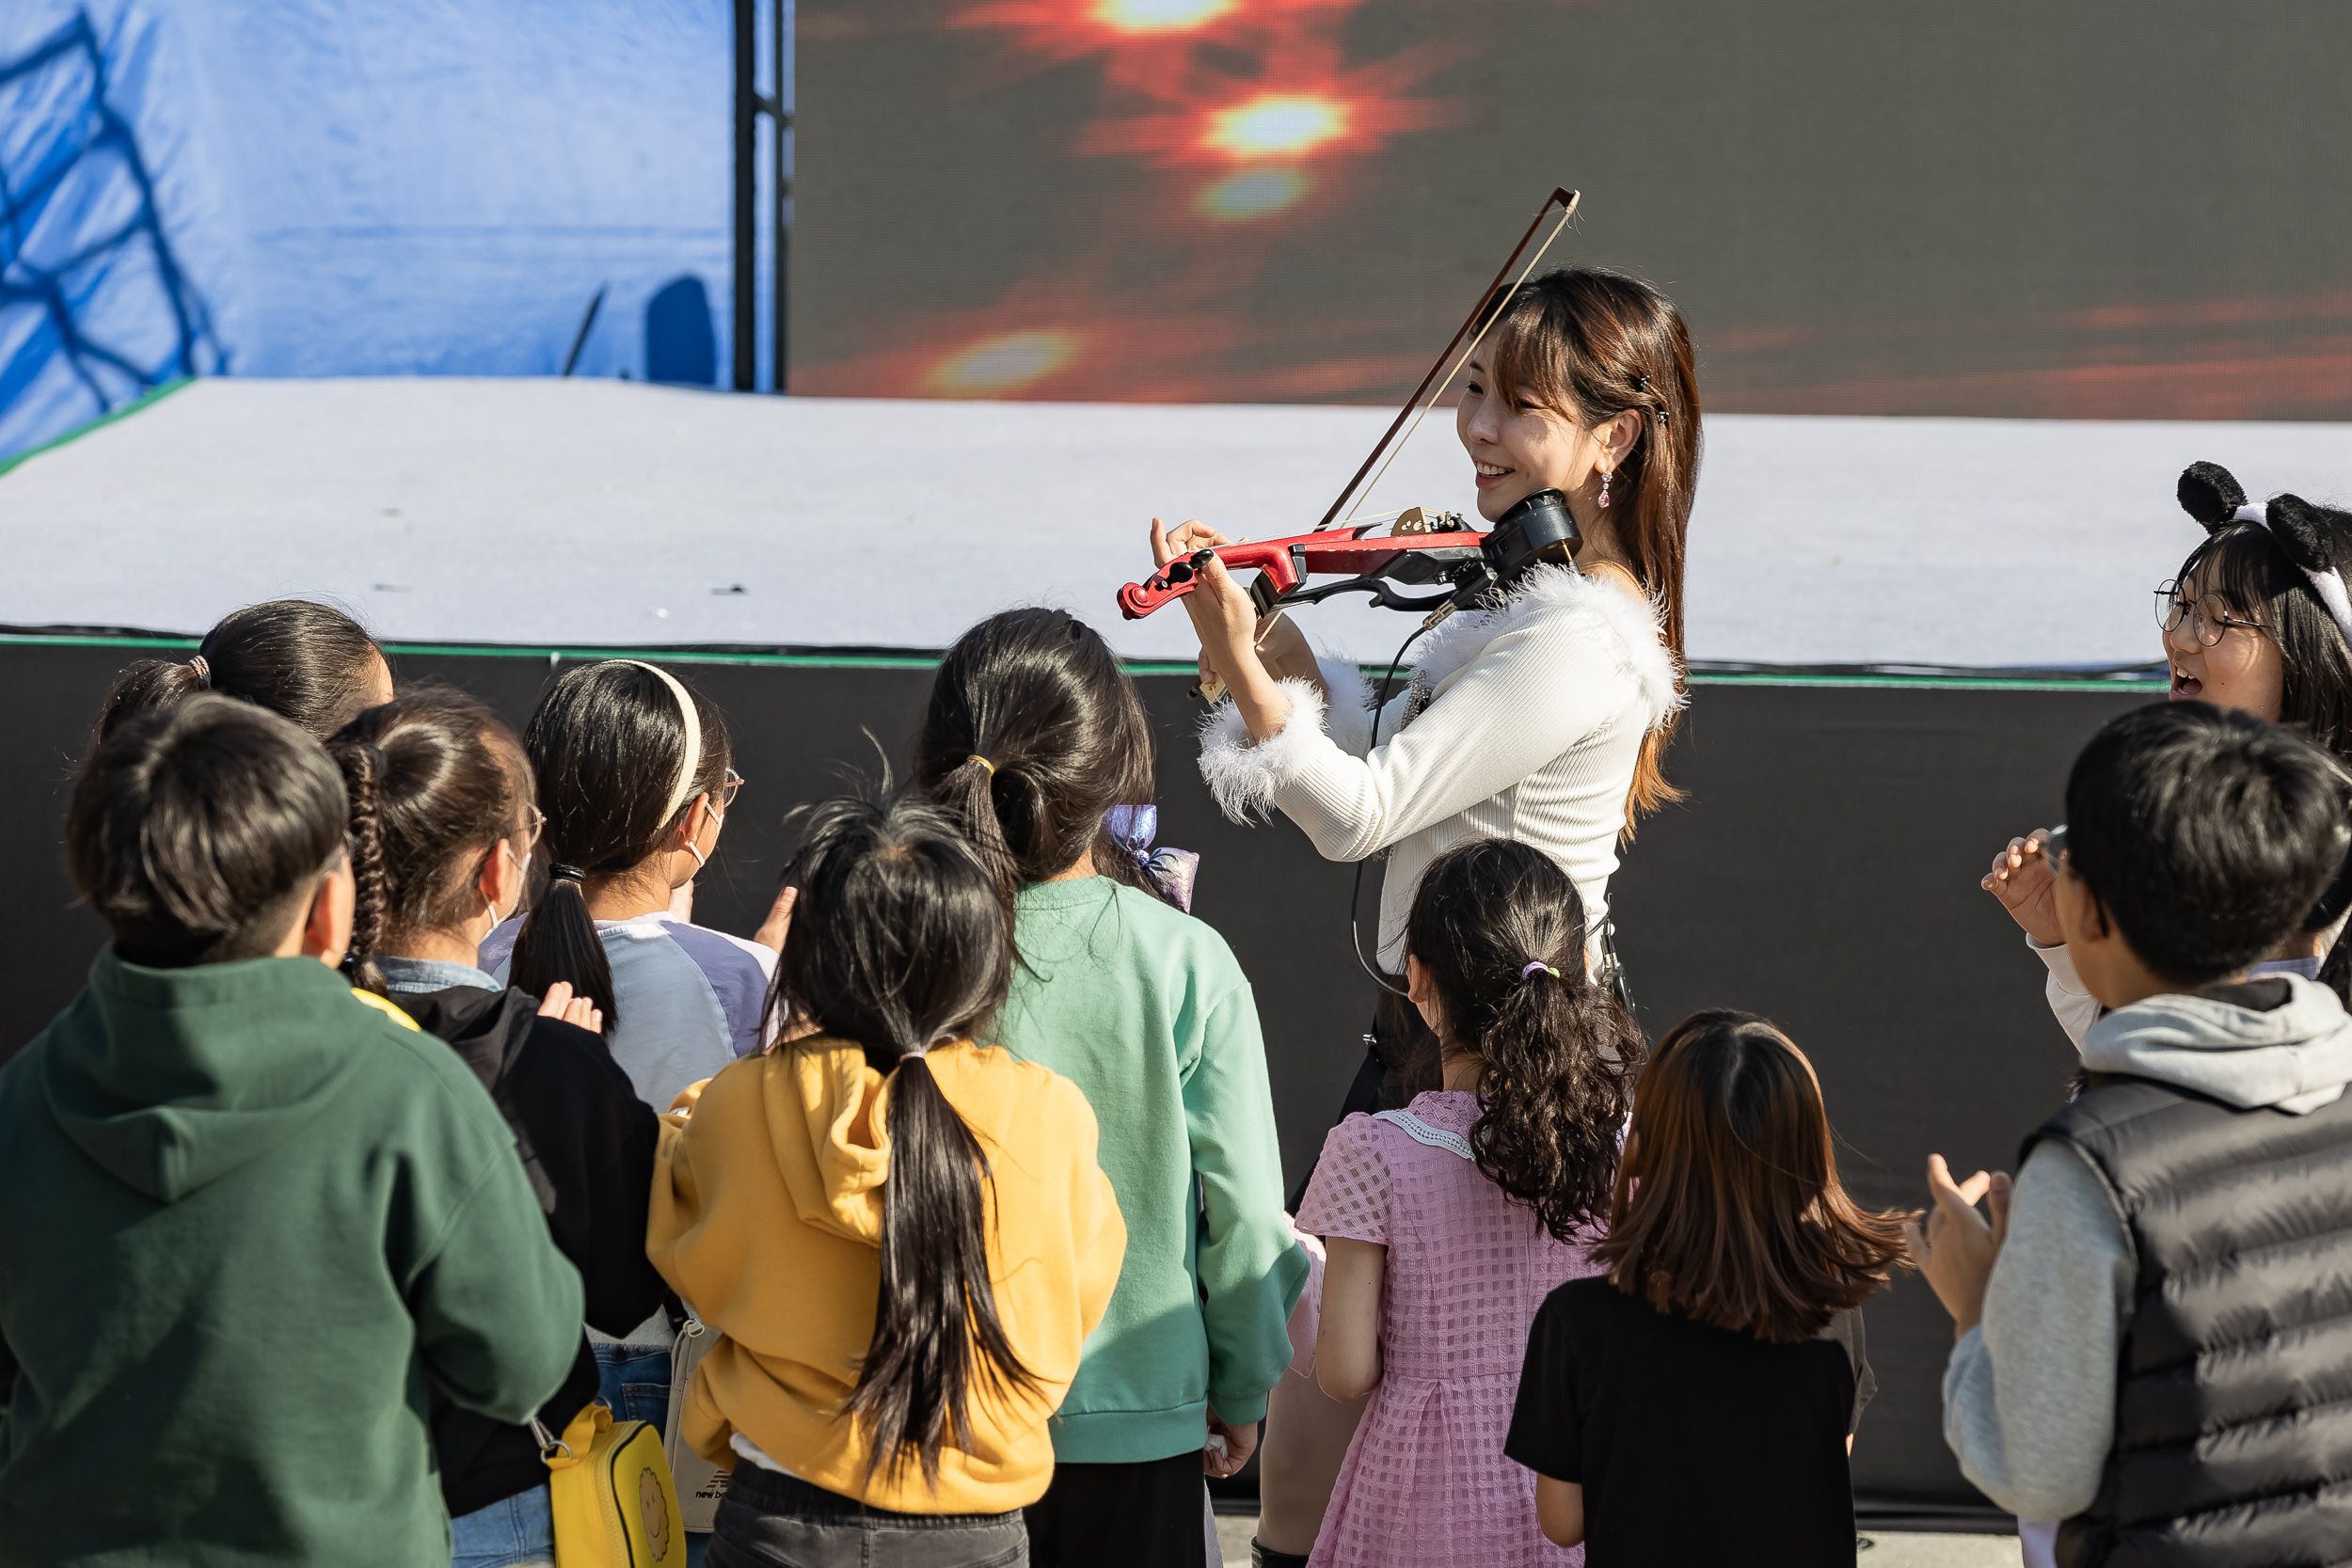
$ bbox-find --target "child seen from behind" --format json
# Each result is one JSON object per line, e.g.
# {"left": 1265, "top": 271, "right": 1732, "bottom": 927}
{"left": 0, "top": 697, "right": 580, "bottom": 1565}
{"left": 1289, "top": 838, "right": 1636, "bottom": 1567}
{"left": 1507, "top": 1009, "right": 1905, "bottom": 1562}
{"left": 329, "top": 689, "right": 668, "bottom": 1567}
{"left": 647, "top": 790, "right": 1126, "bottom": 1566}
{"left": 483, "top": 659, "right": 786, "bottom": 1439}
{"left": 916, "top": 608, "right": 1305, "bottom": 1568}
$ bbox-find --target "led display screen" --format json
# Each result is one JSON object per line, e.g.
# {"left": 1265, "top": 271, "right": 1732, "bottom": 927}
{"left": 793, "top": 0, "right": 2352, "bottom": 420}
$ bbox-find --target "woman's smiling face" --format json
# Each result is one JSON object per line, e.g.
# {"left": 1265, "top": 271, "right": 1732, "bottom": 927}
{"left": 2165, "top": 572, "right": 2284, "bottom": 721}
{"left": 1454, "top": 350, "right": 1607, "bottom": 523}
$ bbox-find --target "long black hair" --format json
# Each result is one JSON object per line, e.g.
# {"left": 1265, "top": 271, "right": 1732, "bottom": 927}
{"left": 913, "top": 609, "right": 1155, "bottom": 904}
{"left": 765, "top": 789, "right": 1036, "bottom": 1489}
{"left": 508, "top": 660, "right": 732, "bottom": 1027}
{"left": 328, "top": 688, "right": 531, "bottom": 996}
{"left": 1404, "top": 838, "right": 1641, "bottom": 1242}
{"left": 90, "top": 599, "right": 386, "bottom": 749}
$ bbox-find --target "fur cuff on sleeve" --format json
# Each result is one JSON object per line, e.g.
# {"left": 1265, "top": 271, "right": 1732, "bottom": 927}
{"left": 1198, "top": 676, "right": 1338, "bottom": 824}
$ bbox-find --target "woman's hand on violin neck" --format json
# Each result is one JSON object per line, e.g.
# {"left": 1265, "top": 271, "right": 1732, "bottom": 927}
{"left": 1150, "top": 515, "right": 1232, "bottom": 568}
{"left": 1189, "top": 551, "right": 1296, "bottom": 741}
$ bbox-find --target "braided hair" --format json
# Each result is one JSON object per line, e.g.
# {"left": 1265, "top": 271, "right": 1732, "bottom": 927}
{"left": 327, "top": 688, "right": 530, "bottom": 995}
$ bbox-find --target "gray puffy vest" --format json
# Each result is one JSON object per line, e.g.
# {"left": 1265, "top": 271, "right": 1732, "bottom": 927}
{"left": 2022, "top": 1072, "right": 2352, "bottom": 1566}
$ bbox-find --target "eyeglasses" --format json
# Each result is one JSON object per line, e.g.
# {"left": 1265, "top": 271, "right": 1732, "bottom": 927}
{"left": 2155, "top": 579, "right": 2266, "bottom": 648}
{"left": 2042, "top": 824, "right": 2068, "bottom": 879}
{"left": 715, "top": 769, "right": 744, "bottom": 812}
{"left": 518, "top": 804, "right": 545, "bottom": 852}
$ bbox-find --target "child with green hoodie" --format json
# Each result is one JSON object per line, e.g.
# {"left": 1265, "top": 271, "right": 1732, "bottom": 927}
{"left": 916, "top": 609, "right": 1309, "bottom": 1568}
{"left": 0, "top": 694, "right": 584, "bottom": 1567}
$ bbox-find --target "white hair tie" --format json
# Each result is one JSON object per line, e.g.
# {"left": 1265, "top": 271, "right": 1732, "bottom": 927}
{"left": 616, "top": 660, "right": 705, "bottom": 826}
{"left": 2233, "top": 502, "right": 2352, "bottom": 649}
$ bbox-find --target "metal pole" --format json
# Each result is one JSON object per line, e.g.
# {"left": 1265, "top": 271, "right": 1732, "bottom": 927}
{"left": 771, "top": 0, "right": 790, "bottom": 392}
{"left": 732, "top": 0, "right": 755, "bottom": 391}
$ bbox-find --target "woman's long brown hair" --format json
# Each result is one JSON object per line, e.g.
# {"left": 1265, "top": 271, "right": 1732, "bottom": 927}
{"left": 1486, "top": 267, "right": 1702, "bottom": 825}
{"left": 1594, "top": 1010, "right": 1912, "bottom": 1343}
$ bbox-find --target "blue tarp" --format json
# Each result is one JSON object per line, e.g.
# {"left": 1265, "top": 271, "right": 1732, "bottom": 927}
{"left": 1, "top": 0, "right": 734, "bottom": 459}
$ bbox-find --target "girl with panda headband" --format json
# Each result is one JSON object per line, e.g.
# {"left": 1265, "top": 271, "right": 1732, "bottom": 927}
{"left": 1985, "top": 462, "right": 2352, "bottom": 1035}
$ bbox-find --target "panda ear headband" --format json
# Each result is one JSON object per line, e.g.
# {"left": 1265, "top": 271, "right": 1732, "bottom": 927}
{"left": 2177, "top": 461, "right": 2352, "bottom": 650}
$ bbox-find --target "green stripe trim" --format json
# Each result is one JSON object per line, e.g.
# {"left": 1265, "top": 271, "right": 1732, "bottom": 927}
{"left": 1683, "top": 672, "right": 2169, "bottom": 692}
{"left": 0, "top": 375, "right": 197, "bottom": 480}
{"left": 0, "top": 630, "right": 2167, "bottom": 690}
{"left": 0, "top": 632, "right": 1202, "bottom": 678}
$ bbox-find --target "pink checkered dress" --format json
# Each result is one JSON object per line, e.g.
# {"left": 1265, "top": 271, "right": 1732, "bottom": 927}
{"left": 1295, "top": 1091, "right": 1602, "bottom": 1567}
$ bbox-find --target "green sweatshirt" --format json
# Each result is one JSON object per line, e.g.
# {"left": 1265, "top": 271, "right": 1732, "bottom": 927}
{"left": 0, "top": 950, "right": 583, "bottom": 1567}
{"left": 994, "top": 878, "right": 1307, "bottom": 1462}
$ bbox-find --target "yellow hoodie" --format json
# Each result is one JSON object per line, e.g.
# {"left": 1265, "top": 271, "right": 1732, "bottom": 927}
{"left": 648, "top": 1037, "right": 1125, "bottom": 1514}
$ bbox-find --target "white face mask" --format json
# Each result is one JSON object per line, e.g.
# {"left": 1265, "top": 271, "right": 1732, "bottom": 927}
{"left": 484, "top": 844, "right": 530, "bottom": 927}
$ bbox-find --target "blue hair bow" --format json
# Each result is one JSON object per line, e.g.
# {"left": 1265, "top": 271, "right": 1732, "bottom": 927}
{"left": 1104, "top": 805, "right": 1200, "bottom": 914}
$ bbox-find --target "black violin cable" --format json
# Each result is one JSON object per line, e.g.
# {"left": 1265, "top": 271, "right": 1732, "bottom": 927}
{"left": 1347, "top": 616, "right": 1437, "bottom": 999}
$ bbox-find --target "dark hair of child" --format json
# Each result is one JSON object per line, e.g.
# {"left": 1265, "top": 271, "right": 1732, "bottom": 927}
{"left": 1595, "top": 1010, "right": 1911, "bottom": 1344}
{"left": 507, "top": 660, "right": 733, "bottom": 1027}
{"left": 328, "top": 688, "right": 530, "bottom": 997}
{"left": 1481, "top": 266, "right": 1701, "bottom": 823}
{"left": 913, "top": 608, "right": 1155, "bottom": 904}
{"left": 2064, "top": 702, "right": 2348, "bottom": 986}
{"left": 765, "top": 789, "right": 1036, "bottom": 1487}
{"left": 1404, "top": 838, "right": 1640, "bottom": 1240}
{"left": 68, "top": 693, "right": 348, "bottom": 968}
{"left": 89, "top": 599, "right": 386, "bottom": 749}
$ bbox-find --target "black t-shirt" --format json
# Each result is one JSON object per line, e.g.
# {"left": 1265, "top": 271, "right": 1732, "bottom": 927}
{"left": 1505, "top": 1276, "right": 1876, "bottom": 1566}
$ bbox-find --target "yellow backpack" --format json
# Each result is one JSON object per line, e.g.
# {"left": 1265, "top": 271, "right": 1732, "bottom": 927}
{"left": 532, "top": 1401, "right": 690, "bottom": 1567}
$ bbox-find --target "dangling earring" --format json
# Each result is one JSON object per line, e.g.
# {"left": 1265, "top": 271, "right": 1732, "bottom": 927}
{"left": 1597, "top": 467, "right": 1613, "bottom": 510}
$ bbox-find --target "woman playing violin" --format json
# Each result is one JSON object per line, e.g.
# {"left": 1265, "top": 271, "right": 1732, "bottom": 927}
{"left": 1158, "top": 266, "right": 1702, "bottom": 1117}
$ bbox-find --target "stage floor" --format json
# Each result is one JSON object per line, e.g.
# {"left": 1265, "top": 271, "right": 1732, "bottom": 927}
{"left": 7, "top": 375, "right": 2350, "bottom": 669}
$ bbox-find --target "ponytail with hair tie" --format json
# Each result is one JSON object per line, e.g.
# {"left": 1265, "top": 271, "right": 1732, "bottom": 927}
{"left": 914, "top": 608, "right": 1159, "bottom": 910}
{"left": 1406, "top": 838, "right": 1639, "bottom": 1243}
{"left": 508, "top": 660, "right": 731, "bottom": 1028}
{"left": 771, "top": 790, "right": 1039, "bottom": 1488}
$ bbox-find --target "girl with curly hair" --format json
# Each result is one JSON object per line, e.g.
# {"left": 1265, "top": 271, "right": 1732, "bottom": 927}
{"left": 1279, "top": 838, "right": 1637, "bottom": 1567}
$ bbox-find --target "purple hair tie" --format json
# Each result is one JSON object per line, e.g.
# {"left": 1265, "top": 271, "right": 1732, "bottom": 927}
{"left": 1103, "top": 805, "right": 1200, "bottom": 914}
{"left": 1520, "top": 961, "right": 1561, "bottom": 980}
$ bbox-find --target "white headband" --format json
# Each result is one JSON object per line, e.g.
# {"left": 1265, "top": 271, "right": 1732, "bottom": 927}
{"left": 616, "top": 660, "right": 706, "bottom": 826}
{"left": 2233, "top": 502, "right": 2352, "bottom": 649}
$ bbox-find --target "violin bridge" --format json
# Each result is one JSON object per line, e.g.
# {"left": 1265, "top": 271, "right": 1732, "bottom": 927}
{"left": 1391, "top": 507, "right": 1467, "bottom": 535}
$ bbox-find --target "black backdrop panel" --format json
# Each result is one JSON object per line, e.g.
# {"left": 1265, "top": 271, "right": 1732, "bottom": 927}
{"left": 0, "top": 641, "right": 2152, "bottom": 1527}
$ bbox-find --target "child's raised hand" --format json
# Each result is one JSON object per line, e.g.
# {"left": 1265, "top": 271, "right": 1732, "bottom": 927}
{"left": 1980, "top": 830, "right": 2062, "bottom": 947}
{"left": 753, "top": 884, "right": 797, "bottom": 955}
{"left": 1903, "top": 1153, "right": 2011, "bottom": 1339}
{"left": 534, "top": 980, "right": 605, "bottom": 1037}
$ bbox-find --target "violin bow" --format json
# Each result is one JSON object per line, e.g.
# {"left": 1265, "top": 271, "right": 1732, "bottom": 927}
{"left": 1312, "top": 186, "right": 1581, "bottom": 532}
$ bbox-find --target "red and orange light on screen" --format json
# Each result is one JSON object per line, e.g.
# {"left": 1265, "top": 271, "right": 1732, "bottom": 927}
{"left": 813, "top": 0, "right": 1467, "bottom": 400}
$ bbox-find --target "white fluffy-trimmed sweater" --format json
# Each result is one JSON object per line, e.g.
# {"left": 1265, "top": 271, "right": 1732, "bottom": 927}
{"left": 1199, "top": 564, "right": 1684, "bottom": 968}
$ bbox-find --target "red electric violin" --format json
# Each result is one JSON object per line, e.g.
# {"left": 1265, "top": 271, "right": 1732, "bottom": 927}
{"left": 1117, "top": 186, "right": 1587, "bottom": 626}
